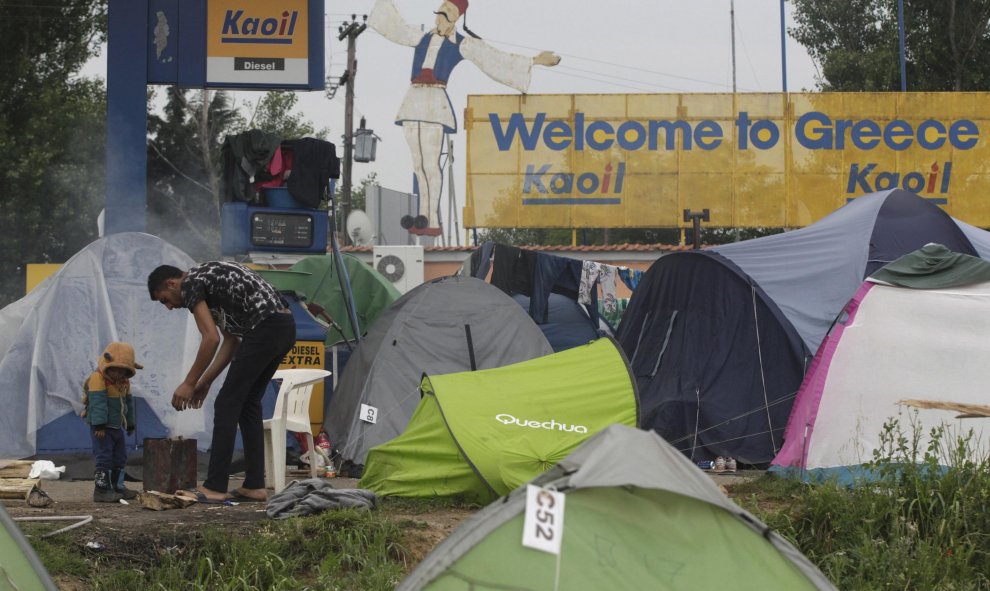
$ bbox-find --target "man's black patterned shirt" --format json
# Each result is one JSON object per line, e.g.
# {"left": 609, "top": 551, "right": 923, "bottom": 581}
{"left": 181, "top": 262, "right": 285, "bottom": 337}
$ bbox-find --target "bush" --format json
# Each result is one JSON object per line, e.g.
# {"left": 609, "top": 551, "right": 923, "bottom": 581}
{"left": 745, "top": 413, "right": 990, "bottom": 590}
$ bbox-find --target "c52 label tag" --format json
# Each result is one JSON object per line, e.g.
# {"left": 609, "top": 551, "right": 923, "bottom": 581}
{"left": 522, "top": 485, "right": 565, "bottom": 555}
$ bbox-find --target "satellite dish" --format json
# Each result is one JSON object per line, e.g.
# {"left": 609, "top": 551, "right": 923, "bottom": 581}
{"left": 346, "top": 210, "right": 375, "bottom": 246}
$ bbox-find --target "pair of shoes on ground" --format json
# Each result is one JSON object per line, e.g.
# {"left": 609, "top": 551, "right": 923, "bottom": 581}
{"left": 699, "top": 457, "right": 737, "bottom": 474}
{"left": 715, "top": 457, "right": 737, "bottom": 474}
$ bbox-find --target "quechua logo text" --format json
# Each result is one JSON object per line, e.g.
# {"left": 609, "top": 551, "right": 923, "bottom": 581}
{"left": 495, "top": 413, "right": 588, "bottom": 434}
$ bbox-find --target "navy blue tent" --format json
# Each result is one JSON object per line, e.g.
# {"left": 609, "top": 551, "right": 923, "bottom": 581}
{"left": 617, "top": 189, "right": 990, "bottom": 465}
{"left": 466, "top": 242, "right": 607, "bottom": 351}
{"left": 511, "top": 293, "right": 600, "bottom": 352}
{"left": 616, "top": 251, "right": 809, "bottom": 465}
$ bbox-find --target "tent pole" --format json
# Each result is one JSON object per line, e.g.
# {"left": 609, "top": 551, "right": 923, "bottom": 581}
{"left": 328, "top": 183, "right": 362, "bottom": 343}
{"left": 464, "top": 325, "right": 477, "bottom": 370}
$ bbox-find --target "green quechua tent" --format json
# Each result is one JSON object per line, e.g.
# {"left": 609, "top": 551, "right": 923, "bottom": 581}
{"left": 359, "top": 338, "right": 639, "bottom": 503}
{"left": 0, "top": 503, "right": 58, "bottom": 590}
{"left": 398, "top": 424, "right": 837, "bottom": 591}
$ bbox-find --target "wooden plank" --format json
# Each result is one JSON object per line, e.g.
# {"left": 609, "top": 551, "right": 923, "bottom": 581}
{"left": 137, "top": 490, "right": 197, "bottom": 511}
{"left": 0, "top": 460, "right": 35, "bottom": 479}
{"left": 899, "top": 399, "right": 990, "bottom": 418}
{"left": 0, "top": 478, "right": 40, "bottom": 500}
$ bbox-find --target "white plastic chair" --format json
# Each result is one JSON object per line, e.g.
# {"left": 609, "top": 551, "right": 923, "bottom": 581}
{"left": 263, "top": 368, "right": 332, "bottom": 493}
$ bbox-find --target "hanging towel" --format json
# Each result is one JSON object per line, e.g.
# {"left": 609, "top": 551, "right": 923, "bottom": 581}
{"left": 580, "top": 261, "right": 619, "bottom": 314}
{"left": 618, "top": 267, "right": 644, "bottom": 291}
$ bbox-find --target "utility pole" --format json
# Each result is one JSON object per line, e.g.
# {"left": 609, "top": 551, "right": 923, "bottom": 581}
{"left": 897, "top": 0, "right": 907, "bottom": 91}
{"left": 338, "top": 15, "right": 367, "bottom": 244}
{"left": 779, "top": 0, "right": 788, "bottom": 92}
{"left": 731, "top": 0, "right": 739, "bottom": 242}
{"left": 730, "top": 0, "right": 737, "bottom": 93}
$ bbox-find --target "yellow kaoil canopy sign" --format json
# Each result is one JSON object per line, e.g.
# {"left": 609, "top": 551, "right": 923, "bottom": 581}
{"left": 463, "top": 93, "right": 990, "bottom": 228}
{"left": 206, "top": 0, "right": 310, "bottom": 86}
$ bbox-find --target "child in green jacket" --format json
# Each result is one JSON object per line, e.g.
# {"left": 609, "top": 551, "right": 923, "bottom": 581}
{"left": 82, "top": 342, "right": 142, "bottom": 502}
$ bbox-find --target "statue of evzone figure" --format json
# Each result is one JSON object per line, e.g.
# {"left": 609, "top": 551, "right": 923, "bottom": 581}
{"left": 368, "top": 0, "right": 561, "bottom": 235}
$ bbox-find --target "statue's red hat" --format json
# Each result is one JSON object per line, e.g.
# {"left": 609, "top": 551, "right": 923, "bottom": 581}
{"left": 449, "top": 0, "right": 468, "bottom": 16}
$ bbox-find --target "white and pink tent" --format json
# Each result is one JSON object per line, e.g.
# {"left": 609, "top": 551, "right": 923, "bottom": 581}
{"left": 772, "top": 244, "right": 990, "bottom": 483}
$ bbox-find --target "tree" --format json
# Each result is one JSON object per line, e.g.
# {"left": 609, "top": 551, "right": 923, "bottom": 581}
{"left": 249, "top": 91, "right": 328, "bottom": 140}
{"left": 0, "top": 0, "right": 108, "bottom": 306}
{"left": 791, "top": 0, "right": 990, "bottom": 91}
{"left": 349, "top": 172, "right": 378, "bottom": 212}
{"left": 147, "top": 88, "right": 244, "bottom": 261}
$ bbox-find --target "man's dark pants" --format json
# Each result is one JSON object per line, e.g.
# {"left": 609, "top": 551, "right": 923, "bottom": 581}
{"left": 204, "top": 312, "right": 295, "bottom": 493}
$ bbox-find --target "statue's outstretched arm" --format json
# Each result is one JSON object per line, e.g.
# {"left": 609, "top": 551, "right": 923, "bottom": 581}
{"left": 461, "top": 36, "right": 560, "bottom": 93}
{"left": 368, "top": 0, "right": 422, "bottom": 47}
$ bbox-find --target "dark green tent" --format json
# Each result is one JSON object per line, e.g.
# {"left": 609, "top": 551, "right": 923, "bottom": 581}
{"left": 257, "top": 253, "right": 400, "bottom": 344}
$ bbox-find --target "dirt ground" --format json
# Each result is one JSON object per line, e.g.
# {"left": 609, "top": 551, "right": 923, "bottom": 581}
{"left": 2, "top": 470, "right": 755, "bottom": 584}
{"left": 2, "top": 474, "right": 476, "bottom": 575}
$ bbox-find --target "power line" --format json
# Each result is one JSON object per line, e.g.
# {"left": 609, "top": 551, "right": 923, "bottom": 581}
{"left": 486, "top": 37, "right": 758, "bottom": 92}
{"left": 540, "top": 68, "right": 660, "bottom": 94}
{"left": 556, "top": 65, "right": 689, "bottom": 93}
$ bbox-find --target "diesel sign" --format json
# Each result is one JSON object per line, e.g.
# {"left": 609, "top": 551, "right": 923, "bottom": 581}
{"left": 234, "top": 57, "right": 285, "bottom": 71}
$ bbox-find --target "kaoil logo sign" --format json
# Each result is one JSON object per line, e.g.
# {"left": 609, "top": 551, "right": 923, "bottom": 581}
{"left": 220, "top": 9, "right": 299, "bottom": 44}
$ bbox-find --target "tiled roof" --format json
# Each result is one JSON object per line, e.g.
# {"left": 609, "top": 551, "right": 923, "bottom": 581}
{"left": 341, "top": 243, "right": 696, "bottom": 253}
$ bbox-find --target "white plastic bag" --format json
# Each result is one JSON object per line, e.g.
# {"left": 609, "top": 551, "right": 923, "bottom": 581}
{"left": 28, "top": 460, "right": 65, "bottom": 480}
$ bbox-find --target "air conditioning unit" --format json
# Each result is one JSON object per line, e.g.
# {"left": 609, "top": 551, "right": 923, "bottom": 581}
{"left": 373, "top": 245, "right": 424, "bottom": 294}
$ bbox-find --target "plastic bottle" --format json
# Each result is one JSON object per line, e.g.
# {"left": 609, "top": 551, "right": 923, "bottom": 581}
{"left": 315, "top": 430, "right": 335, "bottom": 477}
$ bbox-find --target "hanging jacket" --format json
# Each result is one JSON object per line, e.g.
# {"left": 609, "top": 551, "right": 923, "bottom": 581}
{"left": 221, "top": 129, "right": 283, "bottom": 203}
{"left": 285, "top": 138, "right": 340, "bottom": 208}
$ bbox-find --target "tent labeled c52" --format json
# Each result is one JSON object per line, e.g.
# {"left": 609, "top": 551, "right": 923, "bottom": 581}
{"left": 359, "top": 338, "right": 639, "bottom": 503}
{"left": 398, "top": 425, "right": 836, "bottom": 591}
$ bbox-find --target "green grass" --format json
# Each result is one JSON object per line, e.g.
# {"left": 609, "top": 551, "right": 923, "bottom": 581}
{"left": 738, "top": 414, "right": 990, "bottom": 590}
{"left": 27, "top": 509, "right": 412, "bottom": 591}
{"left": 28, "top": 535, "right": 91, "bottom": 579}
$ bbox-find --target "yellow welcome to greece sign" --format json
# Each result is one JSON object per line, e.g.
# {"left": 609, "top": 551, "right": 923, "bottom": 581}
{"left": 463, "top": 93, "right": 990, "bottom": 229}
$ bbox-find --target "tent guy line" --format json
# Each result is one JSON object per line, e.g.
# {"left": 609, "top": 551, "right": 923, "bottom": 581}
{"left": 677, "top": 426, "right": 788, "bottom": 456}
{"left": 667, "top": 390, "right": 799, "bottom": 448}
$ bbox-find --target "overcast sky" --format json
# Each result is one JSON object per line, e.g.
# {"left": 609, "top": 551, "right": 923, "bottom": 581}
{"left": 84, "top": 0, "right": 821, "bottom": 235}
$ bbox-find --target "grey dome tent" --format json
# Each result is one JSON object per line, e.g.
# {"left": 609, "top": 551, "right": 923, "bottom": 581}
{"left": 325, "top": 276, "right": 554, "bottom": 466}
{"left": 616, "top": 188, "right": 990, "bottom": 465}
{"left": 398, "top": 424, "right": 835, "bottom": 591}
{"left": 713, "top": 188, "right": 990, "bottom": 354}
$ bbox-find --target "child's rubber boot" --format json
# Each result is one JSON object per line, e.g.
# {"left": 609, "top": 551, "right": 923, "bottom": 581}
{"left": 112, "top": 468, "right": 138, "bottom": 500}
{"left": 94, "top": 469, "right": 123, "bottom": 503}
